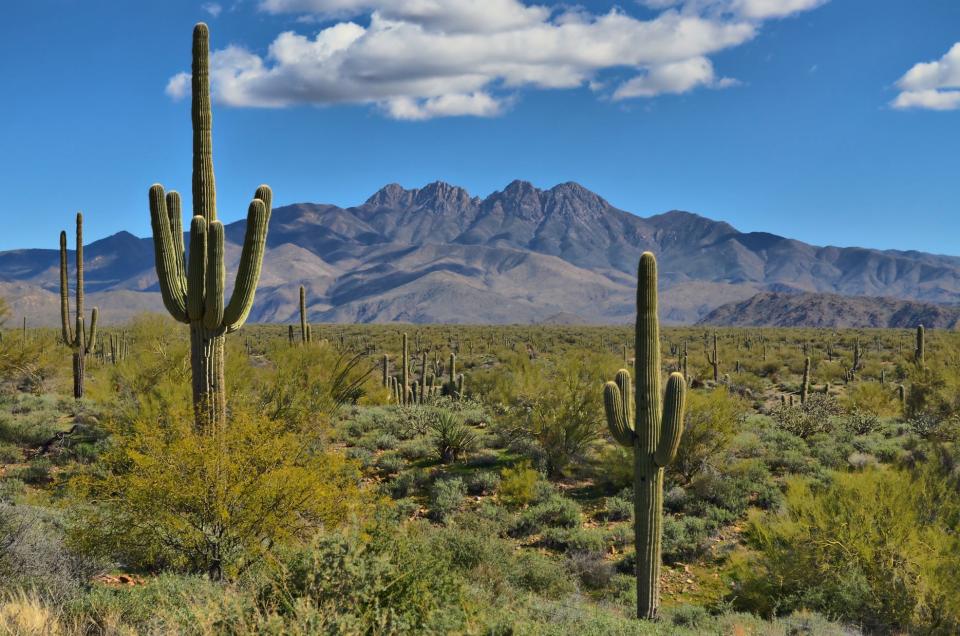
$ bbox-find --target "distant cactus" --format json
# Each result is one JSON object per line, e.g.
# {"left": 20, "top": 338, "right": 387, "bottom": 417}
{"left": 59, "top": 213, "right": 99, "bottom": 399}
{"left": 148, "top": 23, "right": 271, "bottom": 431}
{"left": 382, "top": 354, "right": 390, "bottom": 387}
{"left": 801, "top": 356, "right": 810, "bottom": 404}
{"left": 602, "top": 252, "right": 685, "bottom": 620}
{"left": 401, "top": 333, "right": 409, "bottom": 405}
{"left": 915, "top": 325, "right": 925, "bottom": 367}
{"left": 706, "top": 333, "right": 720, "bottom": 382}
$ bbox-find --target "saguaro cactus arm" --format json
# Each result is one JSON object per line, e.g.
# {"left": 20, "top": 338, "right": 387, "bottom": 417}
{"left": 224, "top": 193, "right": 271, "bottom": 332}
{"left": 653, "top": 372, "right": 685, "bottom": 467}
{"left": 149, "top": 185, "right": 189, "bottom": 322}
{"left": 59, "top": 231, "right": 74, "bottom": 344}
{"left": 603, "top": 379, "right": 635, "bottom": 446}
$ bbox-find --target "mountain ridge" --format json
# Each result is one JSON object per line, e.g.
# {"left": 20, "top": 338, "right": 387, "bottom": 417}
{"left": 2, "top": 180, "right": 959, "bottom": 326}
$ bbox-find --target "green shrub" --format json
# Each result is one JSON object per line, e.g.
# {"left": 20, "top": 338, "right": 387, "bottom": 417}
{"left": 466, "top": 471, "right": 499, "bottom": 496}
{"left": 602, "top": 492, "right": 633, "bottom": 522}
{"left": 730, "top": 456, "right": 960, "bottom": 633}
{"left": 429, "top": 477, "right": 466, "bottom": 523}
{"left": 498, "top": 460, "right": 541, "bottom": 508}
{"left": 662, "top": 515, "right": 710, "bottom": 564}
{"left": 263, "top": 523, "right": 466, "bottom": 633}
{"left": 671, "top": 388, "right": 747, "bottom": 484}
{"left": 509, "top": 495, "right": 581, "bottom": 537}
{"left": 540, "top": 526, "right": 605, "bottom": 553}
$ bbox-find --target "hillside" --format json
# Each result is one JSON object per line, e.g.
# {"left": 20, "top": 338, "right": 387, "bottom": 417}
{"left": 698, "top": 291, "right": 960, "bottom": 328}
{"left": 3, "top": 180, "right": 960, "bottom": 326}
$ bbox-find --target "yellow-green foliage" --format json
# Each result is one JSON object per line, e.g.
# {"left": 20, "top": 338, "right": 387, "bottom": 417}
{"left": 70, "top": 401, "right": 367, "bottom": 579}
{"left": 498, "top": 460, "right": 541, "bottom": 508}
{"left": 841, "top": 381, "right": 900, "bottom": 417}
{"left": 671, "top": 387, "right": 748, "bottom": 484}
{"left": 730, "top": 457, "right": 960, "bottom": 633}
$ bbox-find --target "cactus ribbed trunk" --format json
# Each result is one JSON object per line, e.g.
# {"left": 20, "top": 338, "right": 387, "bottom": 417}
{"left": 72, "top": 352, "right": 84, "bottom": 399}
{"left": 634, "top": 254, "right": 663, "bottom": 620}
{"left": 191, "top": 324, "right": 226, "bottom": 432}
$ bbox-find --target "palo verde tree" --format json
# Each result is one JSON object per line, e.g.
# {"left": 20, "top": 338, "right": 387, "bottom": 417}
{"left": 149, "top": 23, "right": 271, "bottom": 431}
{"left": 59, "top": 212, "right": 99, "bottom": 399}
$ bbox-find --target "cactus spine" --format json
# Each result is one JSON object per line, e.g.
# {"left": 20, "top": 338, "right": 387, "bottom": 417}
{"left": 602, "top": 252, "right": 686, "bottom": 620}
{"left": 149, "top": 23, "right": 271, "bottom": 431}
{"left": 59, "top": 213, "right": 99, "bottom": 399}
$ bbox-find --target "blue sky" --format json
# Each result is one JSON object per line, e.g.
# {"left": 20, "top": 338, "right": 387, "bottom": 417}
{"left": 2, "top": 0, "right": 958, "bottom": 254}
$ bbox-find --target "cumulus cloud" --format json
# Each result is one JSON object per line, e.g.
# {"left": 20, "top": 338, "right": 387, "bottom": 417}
{"left": 892, "top": 43, "right": 960, "bottom": 111}
{"left": 166, "top": 0, "right": 829, "bottom": 119}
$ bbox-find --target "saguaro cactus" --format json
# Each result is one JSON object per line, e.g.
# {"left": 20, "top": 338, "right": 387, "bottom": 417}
{"left": 706, "top": 333, "right": 720, "bottom": 382}
{"left": 299, "top": 285, "right": 309, "bottom": 344}
{"left": 800, "top": 356, "right": 810, "bottom": 405}
{"left": 602, "top": 252, "right": 686, "bottom": 620}
{"left": 915, "top": 325, "right": 925, "bottom": 367}
{"left": 59, "top": 213, "right": 99, "bottom": 399}
{"left": 149, "top": 23, "right": 271, "bottom": 431}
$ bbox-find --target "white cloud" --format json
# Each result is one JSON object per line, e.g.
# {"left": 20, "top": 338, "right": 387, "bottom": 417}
{"left": 638, "top": 0, "right": 828, "bottom": 20}
{"left": 612, "top": 56, "right": 738, "bottom": 99}
{"left": 731, "top": 0, "right": 828, "bottom": 20}
{"left": 167, "top": 0, "right": 828, "bottom": 119}
{"left": 893, "top": 43, "right": 960, "bottom": 111}
{"left": 202, "top": 2, "right": 223, "bottom": 17}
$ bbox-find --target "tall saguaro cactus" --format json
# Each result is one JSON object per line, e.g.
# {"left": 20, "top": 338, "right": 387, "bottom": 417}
{"left": 149, "top": 23, "right": 271, "bottom": 431}
{"left": 915, "top": 324, "right": 925, "bottom": 367}
{"left": 706, "top": 332, "right": 720, "bottom": 382}
{"left": 602, "top": 252, "right": 686, "bottom": 620}
{"left": 59, "top": 212, "right": 99, "bottom": 399}
{"left": 800, "top": 356, "right": 810, "bottom": 405}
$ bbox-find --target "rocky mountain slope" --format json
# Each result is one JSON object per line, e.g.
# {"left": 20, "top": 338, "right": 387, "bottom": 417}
{"left": 699, "top": 292, "right": 960, "bottom": 328}
{"left": 3, "top": 180, "right": 960, "bottom": 326}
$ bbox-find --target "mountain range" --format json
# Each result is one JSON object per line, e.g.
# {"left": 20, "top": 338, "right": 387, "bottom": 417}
{"left": 2, "top": 180, "right": 959, "bottom": 327}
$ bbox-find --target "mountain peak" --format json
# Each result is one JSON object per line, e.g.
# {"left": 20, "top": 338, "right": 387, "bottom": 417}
{"left": 364, "top": 182, "right": 412, "bottom": 208}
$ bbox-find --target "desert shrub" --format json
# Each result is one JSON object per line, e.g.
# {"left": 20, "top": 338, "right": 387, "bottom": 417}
{"left": 502, "top": 357, "right": 604, "bottom": 477}
{"left": 465, "top": 448, "right": 501, "bottom": 467}
{"left": 591, "top": 442, "right": 633, "bottom": 490}
{"left": 730, "top": 454, "right": 960, "bottom": 633}
{"left": 842, "top": 382, "right": 900, "bottom": 418}
{"left": 0, "top": 504, "right": 103, "bottom": 603}
{"left": 662, "top": 515, "right": 710, "bottom": 564}
{"left": 429, "top": 477, "right": 466, "bottom": 523}
{"left": 509, "top": 550, "right": 574, "bottom": 598}
{"left": 397, "top": 436, "right": 433, "bottom": 461}
{"left": 498, "top": 461, "right": 541, "bottom": 508}
{"left": 904, "top": 366, "right": 959, "bottom": 422}
{"left": 841, "top": 408, "right": 881, "bottom": 436}
{"left": 602, "top": 492, "right": 633, "bottom": 522}
{"left": 509, "top": 495, "right": 581, "bottom": 537}
{"left": 566, "top": 551, "right": 614, "bottom": 589}
{"left": 539, "top": 526, "right": 605, "bottom": 553}
{"left": 259, "top": 346, "right": 376, "bottom": 430}
{"left": 770, "top": 394, "right": 842, "bottom": 439}
{"left": 466, "top": 471, "right": 500, "bottom": 496}
{"left": 261, "top": 522, "right": 466, "bottom": 633}
{"left": 70, "top": 401, "right": 366, "bottom": 580}
{"left": 375, "top": 450, "right": 404, "bottom": 474}
{"left": 15, "top": 458, "right": 52, "bottom": 486}
{"left": 0, "top": 443, "right": 20, "bottom": 464}
{"left": 429, "top": 411, "right": 477, "bottom": 463}
{"left": 671, "top": 387, "right": 747, "bottom": 484}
